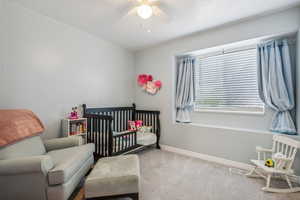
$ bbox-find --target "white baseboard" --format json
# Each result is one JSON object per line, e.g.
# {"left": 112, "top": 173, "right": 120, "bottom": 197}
{"left": 161, "top": 145, "right": 300, "bottom": 184}
{"left": 161, "top": 144, "right": 253, "bottom": 171}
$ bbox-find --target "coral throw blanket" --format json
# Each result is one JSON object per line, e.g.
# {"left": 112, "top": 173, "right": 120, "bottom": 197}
{"left": 0, "top": 110, "right": 45, "bottom": 147}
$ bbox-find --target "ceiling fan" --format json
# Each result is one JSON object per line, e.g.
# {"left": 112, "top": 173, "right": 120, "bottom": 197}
{"left": 129, "top": 0, "right": 167, "bottom": 20}
{"left": 101, "top": 0, "right": 169, "bottom": 20}
{"left": 102, "top": 0, "right": 212, "bottom": 22}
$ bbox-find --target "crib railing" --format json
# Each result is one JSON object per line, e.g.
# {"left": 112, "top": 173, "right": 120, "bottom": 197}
{"left": 112, "top": 131, "right": 138, "bottom": 155}
{"left": 136, "top": 109, "right": 160, "bottom": 149}
{"left": 85, "top": 114, "right": 113, "bottom": 157}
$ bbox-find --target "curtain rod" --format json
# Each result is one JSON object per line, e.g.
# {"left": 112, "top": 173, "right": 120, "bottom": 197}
{"left": 176, "top": 30, "right": 298, "bottom": 57}
{"left": 261, "top": 31, "right": 298, "bottom": 42}
{"left": 196, "top": 46, "right": 256, "bottom": 60}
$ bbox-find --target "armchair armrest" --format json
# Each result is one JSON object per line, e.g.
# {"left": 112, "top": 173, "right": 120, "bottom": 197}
{"left": 0, "top": 155, "right": 53, "bottom": 175}
{"left": 44, "top": 136, "right": 82, "bottom": 152}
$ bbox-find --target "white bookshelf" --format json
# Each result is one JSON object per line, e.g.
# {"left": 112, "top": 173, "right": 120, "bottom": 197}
{"left": 62, "top": 118, "right": 87, "bottom": 144}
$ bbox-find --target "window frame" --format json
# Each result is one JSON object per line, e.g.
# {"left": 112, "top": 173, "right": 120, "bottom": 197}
{"left": 193, "top": 45, "right": 265, "bottom": 115}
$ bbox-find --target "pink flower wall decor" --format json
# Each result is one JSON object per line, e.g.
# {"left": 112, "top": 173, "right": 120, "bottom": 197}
{"left": 137, "top": 74, "right": 148, "bottom": 86}
{"left": 137, "top": 74, "right": 162, "bottom": 95}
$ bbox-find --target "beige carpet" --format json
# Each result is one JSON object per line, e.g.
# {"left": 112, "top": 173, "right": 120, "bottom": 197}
{"left": 73, "top": 149, "right": 300, "bottom": 200}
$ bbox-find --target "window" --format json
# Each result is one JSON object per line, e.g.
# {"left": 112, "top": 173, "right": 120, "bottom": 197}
{"left": 194, "top": 47, "right": 264, "bottom": 114}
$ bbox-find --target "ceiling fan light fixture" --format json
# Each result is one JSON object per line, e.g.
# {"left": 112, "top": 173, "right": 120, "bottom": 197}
{"left": 137, "top": 4, "right": 153, "bottom": 19}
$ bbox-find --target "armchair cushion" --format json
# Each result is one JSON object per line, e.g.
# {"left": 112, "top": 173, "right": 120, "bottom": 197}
{"left": 47, "top": 143, "right": 94, "bottom": 185}
{"left": 43, "top": 136, "right": 82, "bottom": 152}
{"left": 0, "top": 155, "right": 53, "bottom": 175}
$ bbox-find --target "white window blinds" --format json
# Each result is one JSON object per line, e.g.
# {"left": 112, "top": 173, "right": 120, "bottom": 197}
{"left": 194, "top": 48, "right": 264, "bottom": 113}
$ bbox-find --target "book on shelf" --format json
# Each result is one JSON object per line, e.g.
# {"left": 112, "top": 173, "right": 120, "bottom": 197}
{"left": 69, "top": 121, "right": 86, "bottom": 136}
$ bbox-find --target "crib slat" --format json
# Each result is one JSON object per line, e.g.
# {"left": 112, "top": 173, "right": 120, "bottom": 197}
{"left": 121, "top": 136, "right": 124, "bottom": 151}
{"left": 112, "top": 111, "right": 115, "bottom": 131}
{"left": 114, "top": 136, "right": 117, "bottom": 153}
{"left": 125, "top": 111, "right": 128, "bottom": 130}
{"left": 126, "top": 135, "right": 129, "bottom": 149}
{"left": 95, "top": 118, "right": 98, "bottom": 155}
{"left": 153, "top": 115, "right": 157, "bottom": 133}
{"left": 130, "top": 133, "right": 132, "bottom": 147}
{"left": 94, "top": 118, "right": 97, "bottom": 154}
{"left": 87, "top": 117, "right": 91, "bottom": 143}
{"left": 120, "top": 111, "right": 123, "bottom": 131}
{"left": 119, "top": 111, "right": 122, "bottom": 132}
{"left": 99, "top": 118, "right": 102, "bottom": 156}
{"left": 122, "top": 111, "right": 125, "bottom": 131}
{"left": 118, "top": 137, "right": 121, "bottom": 152}
{"left": 106, "top": 119, "right": 109, "bottom": 156}
{"left": 116, "top": 111, "right": 119, "bottom": 132}
{"left": 104, "top": 120, "right": 108, "bottom": 156}
{"left": 100, "top": 119, "right": 102, "bottom": 156}
{"left": 93, "top": 117, "right": 97, "bottom": 155}
{"left": 117, "top": 111, "right": 120, "bottom": 132}
{"left": 98, "top": 118, "right": 101, "bottom": 155}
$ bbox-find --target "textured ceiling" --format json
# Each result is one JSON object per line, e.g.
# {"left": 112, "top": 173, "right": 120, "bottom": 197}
{"left": 12, "top": 0, "right": 300, "bottom": 51}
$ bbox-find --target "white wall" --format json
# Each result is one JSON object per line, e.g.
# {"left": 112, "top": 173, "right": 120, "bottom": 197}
{"left": 0, "top": 1, "right": 135, "bottom": 139}
{"left": 135, "top": 7, "right": 300, "bottom": 173}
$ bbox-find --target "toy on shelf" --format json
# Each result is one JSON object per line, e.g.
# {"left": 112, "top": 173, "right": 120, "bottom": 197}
{"left": 69, "top": 107, "right": 79, "bottom": 119}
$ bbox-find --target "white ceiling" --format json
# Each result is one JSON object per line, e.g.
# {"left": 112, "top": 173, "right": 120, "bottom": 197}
{"left": 12, "top": 0, "right": 300, "bottom": 51}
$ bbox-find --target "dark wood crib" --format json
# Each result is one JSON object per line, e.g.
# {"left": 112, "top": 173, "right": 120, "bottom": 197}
{"left": 83, "top": 104, "right": 160, "bottom": 158}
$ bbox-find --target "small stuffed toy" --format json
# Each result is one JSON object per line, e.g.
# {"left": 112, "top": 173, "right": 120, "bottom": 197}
{"left": 265, "top": 159, "right": 275, "bottom": 168}
{"left": 128, "top": 120, "right": 143, "bottom": 131}
{"left": 273, "top": 152, "right": 287, "bottom": 170}
{"left": 128, "top": 120, "right": 136, "bottom": 131}
{"left": 69, "top": 107, "right": 79, "bottom": 119}
{"left": 135, "top": 120, "right": 143, "bottom": 129}
{"left": 265, "top": 153, "right": 288, "bottom": 169}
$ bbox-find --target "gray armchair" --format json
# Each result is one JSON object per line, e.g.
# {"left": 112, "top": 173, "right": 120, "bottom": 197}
{"left": 0, "top": 135, "right": 94, "bottom": 200}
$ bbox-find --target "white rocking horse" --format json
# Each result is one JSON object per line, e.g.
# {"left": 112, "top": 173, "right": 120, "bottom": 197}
{"left": 246, "top": 135, "right": 300, "bottom": 193}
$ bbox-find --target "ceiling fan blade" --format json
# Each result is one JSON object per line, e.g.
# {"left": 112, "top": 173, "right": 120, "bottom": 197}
{"left": 151, "top": 6, "right": 172, "bottom": 23}
{"left": 127, "top": 7, "right": 138, "bottom": 16}
{"left": 152, "top": 6, "right": 164, "bottom": 17}
{"left": 116, "top": 7, "right": 137, "bottom": 22}
{"left": 148, "top": 0, "right": 160, "bottom": 3}
{"left": 100, "top": 0, "right": 139, "bottom": 8}
{"left": 152, "top": 1, "right": 175, "bottom": 16}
